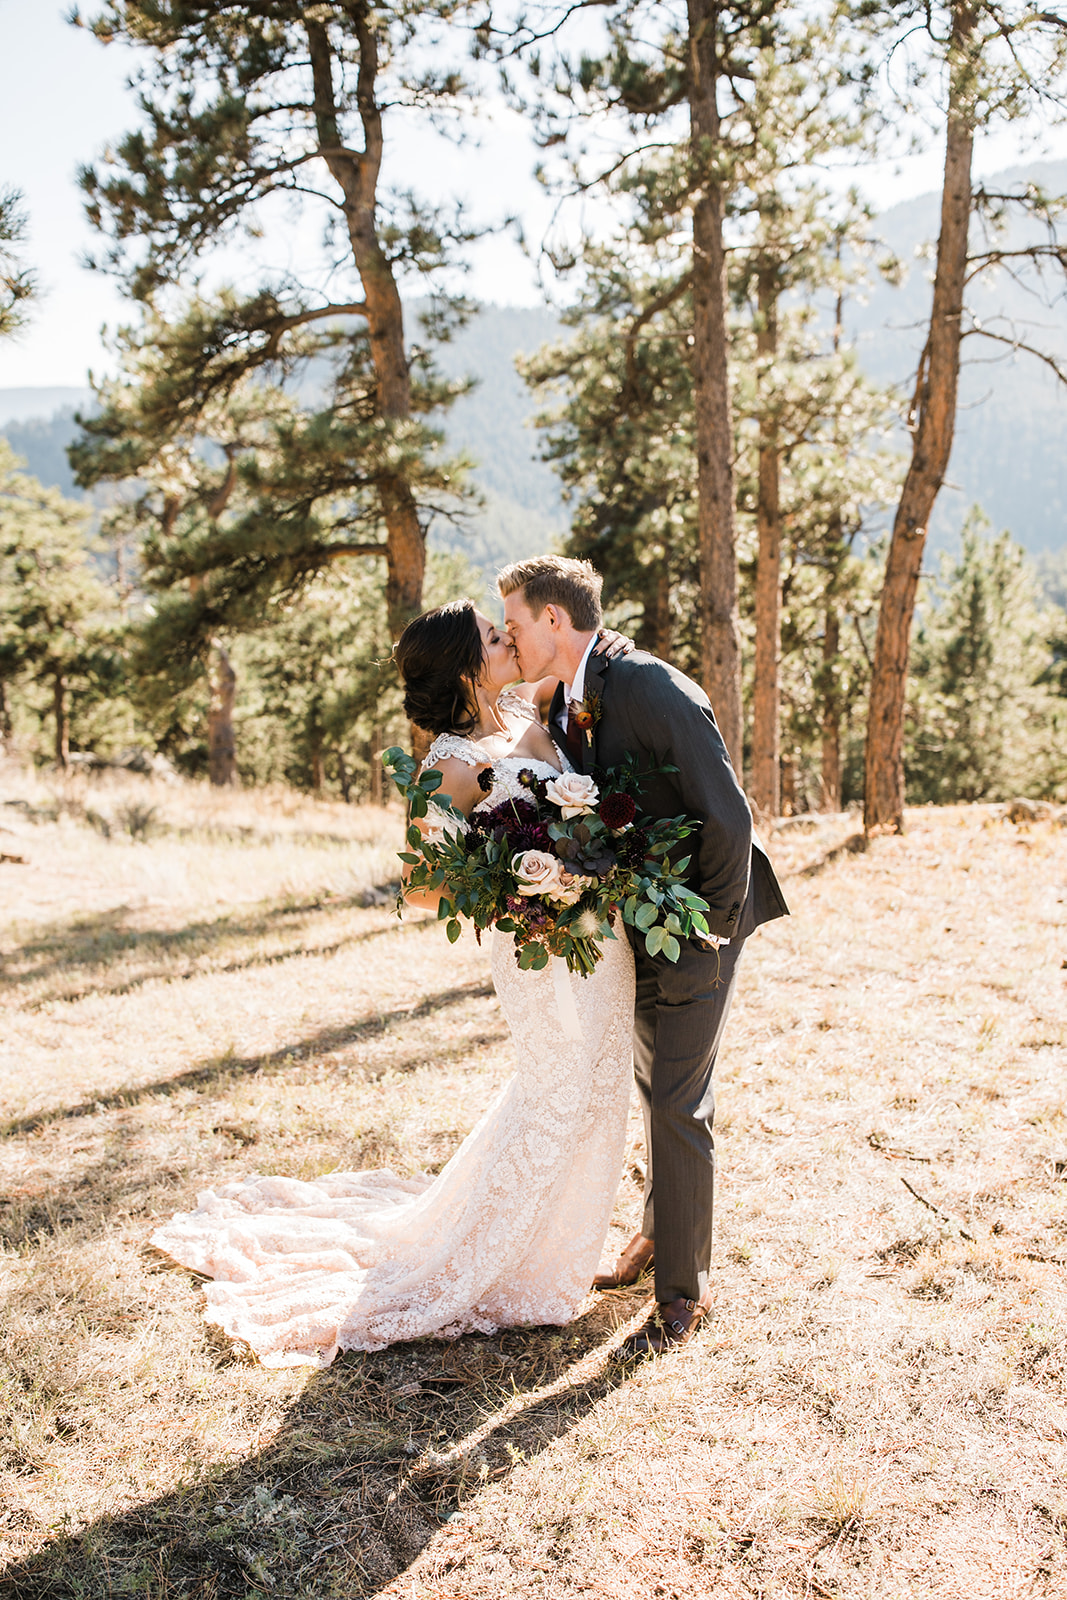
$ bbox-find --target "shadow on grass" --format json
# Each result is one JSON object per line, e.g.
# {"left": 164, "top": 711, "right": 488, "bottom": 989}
{"left": 0, "top": 977, "right": 498, "bottom": 1146}
{"left": 0, "top": 1297, "right": 647, "bottom": 1598}
{"left": 1, "top": 894, "right": 420, "bottom": 1010}
{"left": 788, "top": 832, "right": 867, "bottom": 879}
{"left": 2, "top": 795, "right": 395, "bottom": 853}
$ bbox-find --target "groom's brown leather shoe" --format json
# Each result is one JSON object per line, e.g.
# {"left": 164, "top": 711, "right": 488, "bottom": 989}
{"left": 618, "top": 1292, "right": 712, "bottom": 1357}
{"left": 592, "top": 1232, "right": 654, "bottom": 1290}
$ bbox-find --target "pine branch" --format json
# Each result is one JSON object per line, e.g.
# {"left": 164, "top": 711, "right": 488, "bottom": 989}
{"left": 623, "top": 273, "right": 694, "bottom": 407}
{"left": 323, "top": 543, "right": 389, "bottom": 559}
{"left": 260, "top": 300, "right": 369, "bottom": 358}
{"left": 965, "top": 244, "right": 1067, "bottom": 284}
{"left": 963, "top": 324, "right": 1067, "bottom": 385}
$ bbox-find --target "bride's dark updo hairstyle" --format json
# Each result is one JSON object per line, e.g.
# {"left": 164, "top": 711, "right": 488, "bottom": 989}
{"left": 394, "top": 599, "right": 485, "bottom": 736}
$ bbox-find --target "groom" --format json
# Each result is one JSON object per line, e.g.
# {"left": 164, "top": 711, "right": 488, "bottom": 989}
{"left": 499, "top": 555, "right": 788, "bottom": 1356}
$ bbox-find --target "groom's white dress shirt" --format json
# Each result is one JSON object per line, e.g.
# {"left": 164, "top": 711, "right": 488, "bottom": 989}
{"left": 561, "top": 634, "right": 600, "bottom": 732}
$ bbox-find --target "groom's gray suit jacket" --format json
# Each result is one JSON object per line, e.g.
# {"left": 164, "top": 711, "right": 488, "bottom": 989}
{"left": 548, "top": 649, "right": 788, "bottom": 940}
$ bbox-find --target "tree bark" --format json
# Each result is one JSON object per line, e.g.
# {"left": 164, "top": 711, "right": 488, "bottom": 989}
{"left": 0, "top": 678, "right": 12, "bottom": 754}
{"left": 369, "top": 721, "right": 385, "bottom": 806}
{"left": 639, "top": 564, "right": 673, "bottom": 659}
{"left": 207, "top": 642, "right": 237, "bottom": 787}
{"left": 864, "top": 2, "right": 977, "bottom": 834}
{"left": 53, "top": 671, "right": 69, "bottom": 770}
{"left": 820, "top": 604, "right": 841, "bottom": 812}
{"left": 780, "top": 749, "right": 796, "bottom": 816}
{"left": 307, "top": 9, "right": 425, "bottom": 641}
{"left": 750, "top": 263, "right": 781, "bottom": 818}
{"left": 687, "top": 0, "right": 743, "bottom": 772}
{"left": 310, "top": 730, "right": 325, "bottom": 794}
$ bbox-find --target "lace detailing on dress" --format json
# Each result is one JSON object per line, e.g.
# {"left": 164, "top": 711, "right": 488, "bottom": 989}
{"left": 150, "top": 762, "right": 636, "bottom": 1366}
{"left": 471, "top": 755, "right": 561, "bottom": 814}
{"left": 422, "top": 732, "right": 492, "bottom": 770}
{"left": 498, "top": 687, "right": 541, "bottom": 723}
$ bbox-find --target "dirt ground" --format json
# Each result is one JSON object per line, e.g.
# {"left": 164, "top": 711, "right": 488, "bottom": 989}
{"left": 1, "top": 766, "right": 1065, "bottom": 1598}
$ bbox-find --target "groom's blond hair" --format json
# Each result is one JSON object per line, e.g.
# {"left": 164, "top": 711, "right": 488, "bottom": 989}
{"left": 497, "top": 555, "right": 603, "bottom": 632}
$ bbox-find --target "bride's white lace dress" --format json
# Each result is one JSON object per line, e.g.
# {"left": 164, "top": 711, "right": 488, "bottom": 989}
{"left": 151, "top": 731, "right": 636, "bottom": 1367}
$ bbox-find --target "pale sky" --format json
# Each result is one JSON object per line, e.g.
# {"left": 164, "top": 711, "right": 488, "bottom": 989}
{"left": 2, "top": 0, "right": 1067, "bottom": 390}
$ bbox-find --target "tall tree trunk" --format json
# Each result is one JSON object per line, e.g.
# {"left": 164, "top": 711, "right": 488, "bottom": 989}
{"left": 687, "top": 0, "right": 743, "bottom": 772}
{"left": 337, "top": 749, "right": 352, "bottom": 804}
{"left": 207, "top": 643, "right": 237, "bottom": 787}
{"left": 780, "top": 749, "right": 796, "bottom": 816}
{"left": 750, "top": 263, "right": 781, "bottom": 818}
{"left": 369, "top": 721, "right": 385, "bottom": 806}
{"left": 53, "top": 671, "right": 69, "bottom": 770}
{"left": 0, "top": 678, "right": 12, "bottom": 754}
{"left": 820, "top": 604, "right": 841, "bottom": 811}
{"left": 310, "top": 729, "right": 325, "bottom": 794}
{"left": 864, "top": 2, "right": 977, "bottom": 833}
{"left": 639, "top": 565, "right": 673, "bottom": 659}
{"left": 307, "top": 10, "right": 425, "bottom": 641}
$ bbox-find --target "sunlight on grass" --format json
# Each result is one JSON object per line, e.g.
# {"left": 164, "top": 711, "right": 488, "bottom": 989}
{"left": 1, "top": 767, "right": 1066, "bottom": 1596}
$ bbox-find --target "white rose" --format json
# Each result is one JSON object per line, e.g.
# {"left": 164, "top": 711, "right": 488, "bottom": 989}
{"left": 544, "top": 772, "right": 600, "bottom": 818}
{"left": 424, "top": 803, "right": 469, "bottom": 846}
{"left": 549, "top": 870, "right": 595, "bottom": 907}
{"left": 513, "top": 849, "right": 565, "bottom": 897}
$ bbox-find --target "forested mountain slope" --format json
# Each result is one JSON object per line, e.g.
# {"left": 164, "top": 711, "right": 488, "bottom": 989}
{"left": 2, "top": 162, "right": 1065, "bottom": 567}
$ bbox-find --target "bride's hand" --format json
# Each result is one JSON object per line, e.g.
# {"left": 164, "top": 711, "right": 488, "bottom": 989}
{"left": 593, "top": 627, "right": 635, "bottom": 659}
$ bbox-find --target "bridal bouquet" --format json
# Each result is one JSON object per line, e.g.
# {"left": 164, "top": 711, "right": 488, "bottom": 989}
{"left": 383, "top": 748, "right": 712, "bottom": 976}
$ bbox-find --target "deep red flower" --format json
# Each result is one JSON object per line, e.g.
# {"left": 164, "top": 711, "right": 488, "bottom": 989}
{"left": 599, "top": 791, "right": 636, "bottom": 829}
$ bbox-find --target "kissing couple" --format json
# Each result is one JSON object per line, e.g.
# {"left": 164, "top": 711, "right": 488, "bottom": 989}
{"left": 153, "top": 555, "right": 788, "bottom": 1365}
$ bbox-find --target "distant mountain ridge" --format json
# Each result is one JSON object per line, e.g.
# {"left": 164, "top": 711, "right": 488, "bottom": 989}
{"left": 2, "top": 160, "right": 1065, "bottom": 564}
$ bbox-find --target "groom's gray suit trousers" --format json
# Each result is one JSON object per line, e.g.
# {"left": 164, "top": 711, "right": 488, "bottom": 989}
{"left": 631, "top": 933, "right": 745, "bottom": 1306}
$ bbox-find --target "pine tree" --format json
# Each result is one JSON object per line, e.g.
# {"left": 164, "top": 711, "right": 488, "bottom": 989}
{"left": 862, "top": 0, "right": 1067, "bottom": 832}
{"left": 0, "top": 187, "right": 36, "bottom": 340}
{"left": 71, "top": 1, "right": 479, "bottom": 643}
{"left": 727, "top": 35, "right": 897, "bottom": 815}
{"left": 520, "top": 17, "right": 899, "bottom": 808}
{"left": 237, "top": 550, "right": 475, "bottom": 796}
{"left": 905, "top": 517, "right": 1067, "bottom": 802}
{"left": 496, "top": 0, "right": 790, "bottom": 769}
{"left": 0, "top": 444, "right": 115, "bottom": 768}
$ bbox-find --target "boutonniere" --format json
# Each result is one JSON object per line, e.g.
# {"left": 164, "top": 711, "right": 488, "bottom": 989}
{"left": 569, "top": 689, "right": 603, "bottom": 747}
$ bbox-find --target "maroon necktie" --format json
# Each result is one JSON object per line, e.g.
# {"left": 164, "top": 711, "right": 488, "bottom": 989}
{"left": 563, "top": 701, "right": 583, "bottom": 765}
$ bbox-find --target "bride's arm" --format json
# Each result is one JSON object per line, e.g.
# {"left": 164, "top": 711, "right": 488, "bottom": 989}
{"left": 400, "top": 754, "right": 486, "bottom": 912}
{"left": 505, "top": 629, "right": 636, "bottom": 723}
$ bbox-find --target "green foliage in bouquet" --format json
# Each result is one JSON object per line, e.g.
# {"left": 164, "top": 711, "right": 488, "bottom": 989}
{"left": 382, "top": 748, "right": 712, "bottom": 976}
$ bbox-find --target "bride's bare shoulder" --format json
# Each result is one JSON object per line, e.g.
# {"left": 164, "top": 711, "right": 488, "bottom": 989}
{"left": 418, "top": 747, "right": 490, "bottom": 816}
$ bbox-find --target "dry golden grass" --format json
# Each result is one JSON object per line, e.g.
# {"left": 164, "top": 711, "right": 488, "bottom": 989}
{"left": 1, "top": 764, "right": 1065, "bottom": 1599}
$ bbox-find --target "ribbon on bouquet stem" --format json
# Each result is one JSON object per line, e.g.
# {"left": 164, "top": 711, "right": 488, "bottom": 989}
{"left": 551, "top": 956, "right": 583, "bottom": 1042}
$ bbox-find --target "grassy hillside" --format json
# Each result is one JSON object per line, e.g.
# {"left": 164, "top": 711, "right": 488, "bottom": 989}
{"left": 1, "top": 766, "right": 1065, "bottom": 1596}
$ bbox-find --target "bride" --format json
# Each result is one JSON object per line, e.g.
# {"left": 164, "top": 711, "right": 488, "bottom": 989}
{"left": 151, "top": 600, "right": 637, "bottom": 1367}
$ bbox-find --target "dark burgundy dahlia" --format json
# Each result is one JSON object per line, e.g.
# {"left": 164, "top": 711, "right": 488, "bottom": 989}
{"left": 513, "top": 822, "right": 551, "bottom": 852}
{"left": 599, "top": 791, "right": 637, "bottom": 829}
